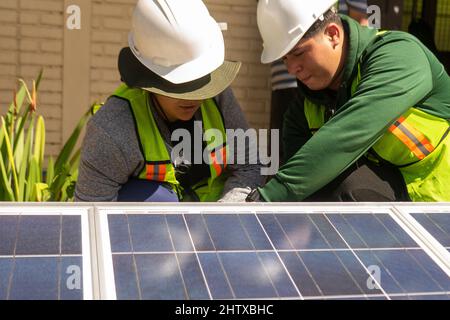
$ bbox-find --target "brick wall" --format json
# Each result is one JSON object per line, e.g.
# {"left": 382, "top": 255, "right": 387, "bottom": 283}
{"left": 0, "top": 0, "right": 64, "bottom": 158}
{"left": 0, "top": 0, "right": 270, "bottom": 160}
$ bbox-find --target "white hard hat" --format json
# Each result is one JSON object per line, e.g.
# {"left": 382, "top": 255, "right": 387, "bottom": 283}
{"left": 129, "top": 0, "right": 225, "bottom": 84}
{"left": 257, "top": 0, "right": 337, "bottom": 64}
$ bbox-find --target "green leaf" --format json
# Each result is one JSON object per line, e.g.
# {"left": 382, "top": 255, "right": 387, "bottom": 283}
{"left": 13, "top": 110, "right": 31, "bottom": 154}
{"left": 13, "top": 117, "right": 24, "bottom": 170}
{"left": 1, "top": 117, "right": 20, "bottom": 200}
{"left": 46, "top": 156, "right": 55, "bottom": 186}
{"left": 6, "top": 82, "right": 26, "bottom": 124}
{"left": 33, "top": 115, "right": 45, "bottom": 177}
{"left": 27, "top": 156, "right": 40, "bottom": 202}
{"left": 34, "top": 182, "right": 50, "bottom": 202}
{"left": 35, "top": 69, "right": 44, "bottom": 91}
{"left": 0, "top": 124, "right": 15, "bottom": 201}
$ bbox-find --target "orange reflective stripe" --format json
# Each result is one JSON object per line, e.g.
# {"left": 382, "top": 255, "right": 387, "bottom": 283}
{"left": 146, "top": 164, "right": 167, "bottom": 182}
{"left": 146, "top": 164, "right": 154, "bottom": 180}
{"left": 389, "top": 116, "right": 435, "bottom": 160}
{"left": 157, "top": 164, "right": 167, "bottom": 181}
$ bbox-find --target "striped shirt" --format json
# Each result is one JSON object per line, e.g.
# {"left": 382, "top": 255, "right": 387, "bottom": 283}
{"left": 270, "top": 59, "right": 298, "bottom": 91}
{"left": 338, "top": 0, "right": 368, "bottom": 15}
{"left": 270, "top": 0, "right": 368, "bottom": 91}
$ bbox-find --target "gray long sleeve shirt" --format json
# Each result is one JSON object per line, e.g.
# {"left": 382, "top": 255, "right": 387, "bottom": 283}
{"left": 74, "top": 87, "right": 264, "bottom": 202}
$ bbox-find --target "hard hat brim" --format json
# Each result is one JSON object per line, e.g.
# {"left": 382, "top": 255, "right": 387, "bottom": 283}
{"left": 118, "top": 47, "right": 241, "bottom": 100}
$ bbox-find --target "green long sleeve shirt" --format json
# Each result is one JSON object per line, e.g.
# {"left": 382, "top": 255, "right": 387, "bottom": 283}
{"left": 259, "top": 15, "right": 450, "bottom": 202}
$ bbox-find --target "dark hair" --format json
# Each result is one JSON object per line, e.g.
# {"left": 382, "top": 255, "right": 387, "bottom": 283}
{"left": 303, "top": 8, "right": 342, "bottom": 39}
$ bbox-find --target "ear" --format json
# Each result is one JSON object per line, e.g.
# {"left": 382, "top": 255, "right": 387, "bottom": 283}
{"left": 324, "top": 23, "right": 342, "bottom": 49}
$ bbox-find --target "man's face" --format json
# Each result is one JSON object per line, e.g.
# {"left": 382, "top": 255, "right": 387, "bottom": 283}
{"left": 155, "top": 94, "right": 203, "bottom": 122}
{"left": 283, "top": 24, "right": 344, "bottom": 91}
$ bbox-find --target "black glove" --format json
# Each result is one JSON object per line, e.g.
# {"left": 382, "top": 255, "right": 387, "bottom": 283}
{"left": 245, "top": 188, "right": 264, "bottom": 202}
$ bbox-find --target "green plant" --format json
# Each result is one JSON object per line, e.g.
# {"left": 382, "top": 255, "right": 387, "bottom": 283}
{"left": 0, "top": 71, "right": 92, "bottom": 201}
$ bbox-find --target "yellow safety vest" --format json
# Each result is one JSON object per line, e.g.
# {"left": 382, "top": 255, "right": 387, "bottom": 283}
{"left": 96, "top": 84, "right": 228, "bottom": 202}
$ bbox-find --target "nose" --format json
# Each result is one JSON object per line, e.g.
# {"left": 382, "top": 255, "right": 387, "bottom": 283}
{"left": 284, "top": 56, "right": 302, "bottom": 76}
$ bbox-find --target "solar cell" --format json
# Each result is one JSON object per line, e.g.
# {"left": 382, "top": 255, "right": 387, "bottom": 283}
{"left": 411, "top": 213, "right": 450, "bottom": 247}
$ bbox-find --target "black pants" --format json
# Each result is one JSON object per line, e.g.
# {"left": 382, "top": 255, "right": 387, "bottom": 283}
{"left": 304, "top": 158, "right": 411, "bottom": 202}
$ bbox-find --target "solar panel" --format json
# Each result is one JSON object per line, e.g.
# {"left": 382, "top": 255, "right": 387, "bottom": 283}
{"left": 0, "top": 207, "right": 93, "bottom": 300}
{"left": 95, "top": 204, "right": 450, "bottom": 300}
{"left": 2, "top": 203, "right": 450, "bottom": 300}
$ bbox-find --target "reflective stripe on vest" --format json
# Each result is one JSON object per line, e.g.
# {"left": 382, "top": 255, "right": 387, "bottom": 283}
{"left": 109, "top": 84, "right": 227, "bottom": 202}
{"left": 146, "top": 160, "right": 170, "bottom": 182}
{"left": 388, "top": 116, "right": 434, "bottom": 160}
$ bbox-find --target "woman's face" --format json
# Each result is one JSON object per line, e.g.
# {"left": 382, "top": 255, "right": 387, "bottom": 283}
{"left": 154, "top": 94, "right": 203, "bottom": 122}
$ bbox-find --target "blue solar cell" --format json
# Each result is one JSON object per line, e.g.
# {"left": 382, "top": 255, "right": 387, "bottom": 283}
{"left": 60, "top": 256, "right": 83, "bottom": 300}
{"left": 239, "top": 214, "right": 272, "bottom": 250}
{"left": 112, "top": 254, "right": 140, "bottom": 300}
{"left": 15, "top": 216, "right": 60, "bottom": 255}
{"left": 371, "top": 250, "right": 443, "bottom": 293}
{"left": 257, "top": 252, "right": 299, "bottom": 298}
{"left": 128, "top": 215, "right": 173, "bottom": 252}
{"left": 0, "top": 216, "right": 18, "bottom": 255}
{"left": 376, "top": 215, "right": 418, "bottom": 248}
{"left": 135, "top": 254, "right": 186, "bottom": 299}
{"left": 278, "top": 251, "right": 322, "bottom": 297}
{"left": 416, "top": 213, "right": 450, "bottom": 247}
{"left": 411, "top": 214, "right": 450, "bottom": 246}
{"left": 62, "top": 216, "right": 82, "bottom": 254}
{"left": 108, "top": 215, "right": 132, "bottom": 253}
{"left": 176, "top": 253, "right": 209, "bottom": 299}
{"left": 257, "top": 214, "right": 292, "bottom": 250}
{"left": 426, "top": 214, "right": 450, "bottom": 236}
{"left": 9, "top": 257, "right": 58, "bottom": 300}
{"left": 204, "top": 215, "right": 253, "bottom": 251}
{"left": 184, "top": 215, "right": 215, "bottom": 251}
{"left": 275, "top": 215, "right": 330, "bottom": 250}
{"left": 309, "top": 214, "right": 347, "bottom": 249}
{"left": 407, "top": 250, "right": 450, "bottom": 291}
{"left": 335, "top": 251, "right": 384, "bottom": 296}
{"left": 326, "top": 214, "right": 367, "bottom": 248}
{"left": 342, "top": 214, "right": 403, "bottom": 248}
{"left": 198, "top": 253, "right": 233, "bottom": 299}
{"left": 355, "top": 250, "right": 405, "bottom": 294}
{"left": 218, "top": 252, "right": 278, "bottom": 299}
{"left": 0, "top": 258, "right": 13, "bottom": 300}
{"left": 299, "top": 251, "right": 364, "bottom": 296}
{"left": 166, "top": 215, "right": 193, "bottom": 252}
